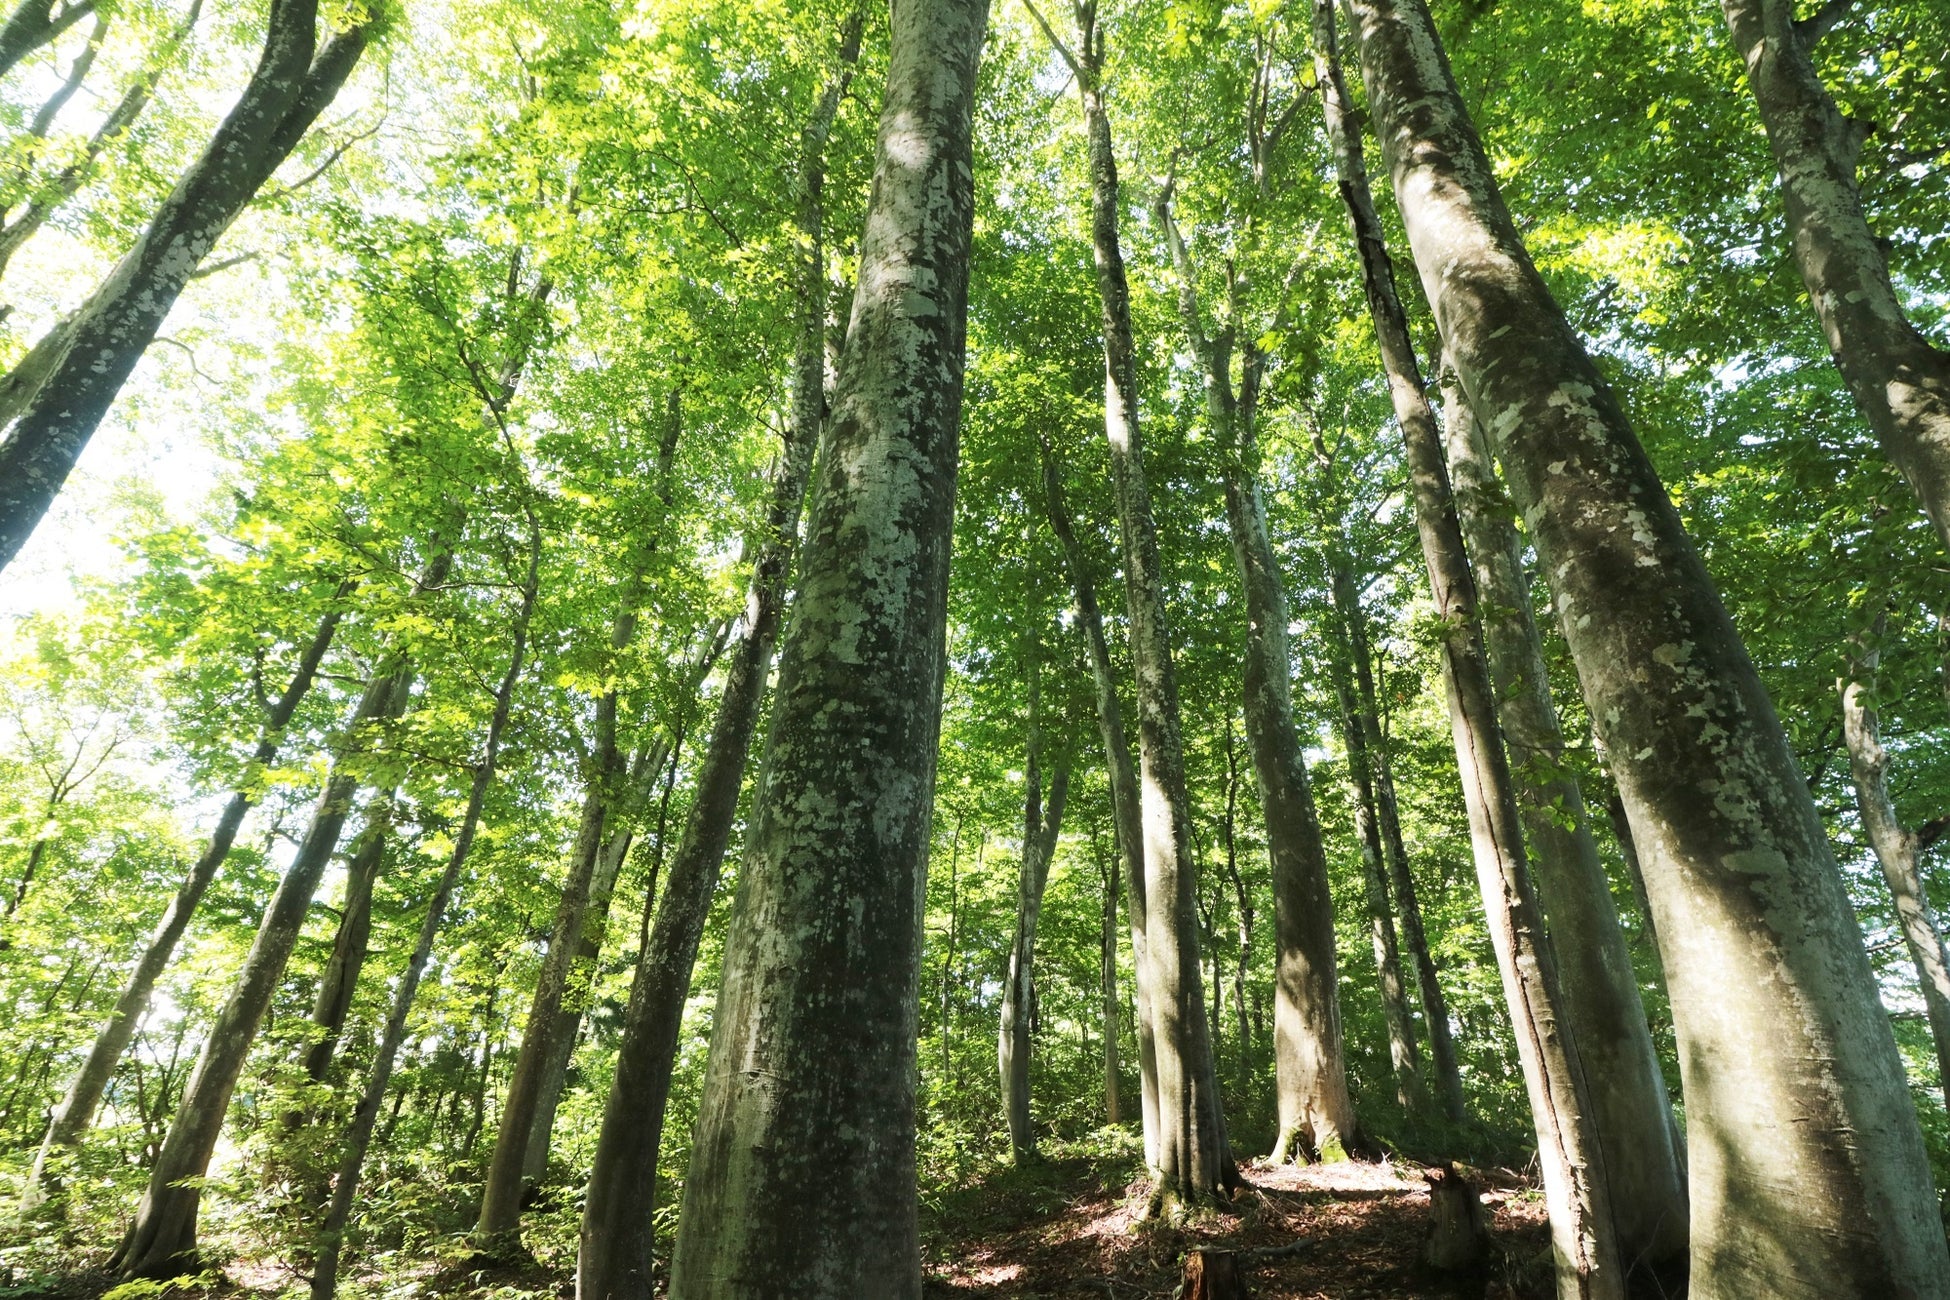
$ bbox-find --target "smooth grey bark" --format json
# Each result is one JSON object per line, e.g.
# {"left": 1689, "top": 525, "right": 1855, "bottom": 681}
{"left": 0, "top": 0, "right": 377, "bottom": 572}
{"left": 0, "top": 0, "right": 202, "bottom": 283}
{"left": 22, "top": 584, "right": 349, "bottom": 1206}
{"left": 1024, "top": 0, "right": 1235, "bottom": 1210}
{"left": 1721, "top": 0, "right": 1950, "bottom": 555}
{"left": 1842, "top": 611, "right": 1950, "bottom": 1109}
{"left": 1154, "top": 187, "right": 1354, "bottom": 1166}
{"left": 1322, "top": 572, "right": 1422, "bottom": 1112}
{"left": 665, "top": 0, "right": 984, "bottom": 1282}
{"left": 1331, "top": 556, "right": 1467, "bottom": 1122}
{"left": 1342, "top": 0, "right": 1950, "bottom": 1293}
{"left": 1442, "top": 364, "right": 1688, "bottom": 1272}
{"left": 310, "top": 513, "right": 542, "bottom": 1300}
{"left": 1036, "top": 435, "right": 1159, "bottom": 1165}
{"left": 0, "top": 0, "right": 94, "bottom": 81}
{"left": 1316, "top": 9, "right": 1619, "bottom": 1292}
{"left": 999, "top": 662, "right": 1070, "bottom": 1160}
{"left": 111, "top": 663, "right": 412, "bottom": 1277}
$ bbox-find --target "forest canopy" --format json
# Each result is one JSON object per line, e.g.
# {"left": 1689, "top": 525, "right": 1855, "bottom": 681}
{"left": 0, "top": 0, "right": 1944, "bottom": 1297}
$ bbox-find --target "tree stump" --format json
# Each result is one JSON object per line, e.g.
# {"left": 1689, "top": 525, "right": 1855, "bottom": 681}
{"left": 1422, "top": 1162, "right": 1490, "bottom": 1271}
{"left": 1180, "top": 1249, "right": 1249, "bottom": 1300}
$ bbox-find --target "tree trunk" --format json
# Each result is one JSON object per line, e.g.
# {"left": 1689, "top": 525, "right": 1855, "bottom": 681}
{"left": 1322, "top": 572, "right": 1422, "bottom": 1112}
{"left": 1096, "top": 825, "right": 1122, "bottom": 1126}
{"left": 1343, "top": 0, "right": 1950, "bottom": 1293}
{"left": 582, "top": 15, "right": 887, "bottom": 1297}
{"left": 1315, "top": 10, "right": 1620, "bottom": 1293}
{"left": 1337, "top": 559, "right": 1465, "bottom": 1121}
{"left": 1027, "top": 3, "right": 1235, "bottom": 1210}
{"left": 0, "top": 0, "right": 95, "bottom": 82}
{"left": 520, "top": 812, "right": 639, "bottom": 1187}
{"left": 1842, "top": 610, "right": 1950, "bottom": 1109}
{"left": 1721, "top": 0, "right": 1950, "bottom": 555}
{"left": 1442, "top": 365, "right": 1688, "bottom": 1273}
{"left": 999, "top": 661, "right": 1069, "bottom": 1160}
{"left": 1154, "top": 191, "right": 1353, "bottom": 1164}
{"left": 111, "top": 663, "right": 412, "bottom": 1277}
{"left": 309, "top": 510, "right": 541, "bottom": 1300}
{"left": 0, "top": 0, "right": 200, "bottom": 283}
{"left": 301, "top": 785, "right": 397, "bottom": 1088}
{"left": 0, "top": 0, "right": 376, "bottom": 572}
{"left": 23, "top": 587, "right": 349, "bottom": 1207}
{"left": 1036, "top": 438, "right": 1159, "bottom": 1165}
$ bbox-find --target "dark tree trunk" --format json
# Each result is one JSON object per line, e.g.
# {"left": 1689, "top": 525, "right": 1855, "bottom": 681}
{"left": 309, "top": 510, "right": 543, "bottom": 1300}
{"left": 0, "top": 0, "right": 95, "bottom": 82}
{"left": 1343, "top": 0, "right": 1950, "bottom": 1293}
{"left": 301, "top": 787, "right": 397, "bottom": 1088}
{"left": 0, "top": 0, "right": 376, "bottom": 571}
{"left": 1333, "top": 559, "right": 1467, "bottom": 1122}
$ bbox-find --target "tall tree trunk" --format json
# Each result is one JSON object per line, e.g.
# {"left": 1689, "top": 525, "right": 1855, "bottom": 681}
{"left": 309, "top": 507, "right": 542, "bottom": 1300}
{"left": 520, "top": 808, "right": 641, "bottom": 1187}
{"left": 1154, "top": 189, "right": 1353, "bottom": 1166}
{"left": 1314, "top": 10, "right": 1620, "bottom": 1293}
{"left": 1322, "top": 573, "right": 1422, "bottom": 1112}
{"left": 1342, "top": 0, "right": 1950, "bottom": 1293}
{"left": 581, "top": 16, "right": 885, "bottom": 1297}
{"left": 111, "top": 662, "right": 413, "bottom": 1277}
{"left": 1036, "top": 437, "right": 1159, "bottom": 1165}
{"left": 1442, "top": 365, "right": 1688, "bottom": 1272}
{"left": 1842, "top": 609, "right": 1950, "bottom": 1109}
{"left": 0, "top": 0, "right": 376, "bottom": 571}
{"left": 999, "top": 652, "right": 1070, "bottom": 1161}
{"left": 1335, "top": 558, "right": 1465, "bottom": 1120}
{"left": 22, "top": 585, "right": 350, "bottom": 1207}
{"left": 474, "top": 586, "right": 643, "bottom": 1253}
{"left": 1024, "top": 0, "right": 1235, "bottom": 1210}
{"left": 1721, "top": 0, "right": 1950, "bottom": 555}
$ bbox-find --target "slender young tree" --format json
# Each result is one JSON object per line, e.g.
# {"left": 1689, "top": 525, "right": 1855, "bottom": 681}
{"left": 998, "top": 644, "right": 1071, "bottom": 1160}
{"left": 0, "top": 0, "right": 380, "bottom": 571}
{"left": 22, "top": 582, "right": 353, "bottom": 1207}
{"left": 1155, "top": 180, "right": 1356, "bottom": 1165}
{"left": 1037, "top": 434, "right": 1159, "bottom": 1164}
{"left": 1720, "top": 0, "right": 1950, "bottom": 555}
{"left": 1342, "top": 0, "right": 1950, "bottom": 1293}
{"left": 1022, "top": 0, "right": 1237, "bottom": 1210}
{"left": 310, "top": 477, "right": 544, "bottom": 1300}
{"left": 1841, "top": 607, "right": 1950, "bottom": 1107}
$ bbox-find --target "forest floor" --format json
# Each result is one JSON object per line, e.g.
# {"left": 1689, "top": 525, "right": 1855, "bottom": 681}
{"left": 919, "top": 1147, "right": 1554, "bottom": 1300}
{"left": 16, "top": 1147, "right": 1553, "bottom": 1298}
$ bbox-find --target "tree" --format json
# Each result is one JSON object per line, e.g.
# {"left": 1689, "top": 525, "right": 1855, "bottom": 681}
{"left": 667, "top": 1, "right": 988, "bottom": 1291}
{"left": 1341, "top": 0, "right": 1950, "bottom": 1292}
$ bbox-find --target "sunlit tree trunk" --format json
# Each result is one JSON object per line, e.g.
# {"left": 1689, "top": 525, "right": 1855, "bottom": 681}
{"left": 1343, "top": 0, "right": 1950, "bottom": 1293}
{"left": 1442, "top": 366, "right": 1688, "bottom": 1273}
{"left": 1316, "top": 8, "right": 1620, "bottom": 1292}
{"left": 1842, "top": 609, "right": 1950, "bottom": 1109}
{"left": 1721, "top": 0, "right": 1950, "bottom": 555}
{"left": 0, "top": 0, "right": 377, "bottom": 571}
